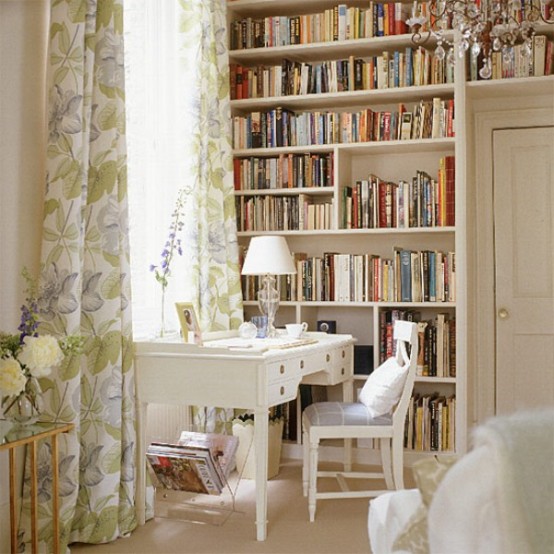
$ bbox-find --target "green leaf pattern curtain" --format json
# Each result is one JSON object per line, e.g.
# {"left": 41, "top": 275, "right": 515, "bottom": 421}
{"left": 177, "top": 0, "right": 244, "bottom": 433}
{"left": 24, "top": 0, "right": 137, "bottom": 550}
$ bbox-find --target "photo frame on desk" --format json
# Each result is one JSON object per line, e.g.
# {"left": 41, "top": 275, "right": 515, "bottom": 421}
{"left": 175, "top": 302, "right": 203, "bottom": 346}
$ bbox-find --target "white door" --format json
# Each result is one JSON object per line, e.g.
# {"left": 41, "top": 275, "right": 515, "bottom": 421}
{"left": 493, "top": 127, "right": 554, "bottom": 415}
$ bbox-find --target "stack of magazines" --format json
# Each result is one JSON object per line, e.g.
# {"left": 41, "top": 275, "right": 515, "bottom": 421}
{"left": 146, "top": 431, "right": 239, "bottom": 496}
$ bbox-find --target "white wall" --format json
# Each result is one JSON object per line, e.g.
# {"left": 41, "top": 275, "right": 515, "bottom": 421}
{"left": 0, "top": 1, "right": 49, "bottom": 550}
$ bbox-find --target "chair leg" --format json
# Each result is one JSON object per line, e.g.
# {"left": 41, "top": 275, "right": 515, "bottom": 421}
{"left": 302, "top": 426, "right": 309, "bottom": 497}
{"left": 343, "top": 438, "right": 352, "bottom": 472}
{"left": 380, "top": 438, "right": 394, "bottom": 490}
{"left": 308, "top": 434, "right": 319, "bottom": 522}
{"left": 391, "top": 433, "right": 404, "bottom": 490}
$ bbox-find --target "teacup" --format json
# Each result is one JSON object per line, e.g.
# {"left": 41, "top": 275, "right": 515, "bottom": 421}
{"left": 286, "top": 322, "right": 308, "bottom": 339}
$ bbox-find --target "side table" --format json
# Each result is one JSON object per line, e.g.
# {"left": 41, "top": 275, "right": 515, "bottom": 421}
{"left": 0, "top": 420, "right": 74, "bottom": 554}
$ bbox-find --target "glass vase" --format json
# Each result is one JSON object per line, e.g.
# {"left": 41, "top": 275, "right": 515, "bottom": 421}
{"left": 2, "top": 377, "right": 43, "bottom": 425}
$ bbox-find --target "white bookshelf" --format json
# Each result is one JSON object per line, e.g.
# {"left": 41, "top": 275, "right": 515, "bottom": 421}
{"left": 227, "top": 0, "right": 553, "bottom": 458}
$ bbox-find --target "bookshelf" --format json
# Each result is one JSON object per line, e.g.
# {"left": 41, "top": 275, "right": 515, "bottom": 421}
{"left": 227, "top": 0, "right": 554, "bottom": 459}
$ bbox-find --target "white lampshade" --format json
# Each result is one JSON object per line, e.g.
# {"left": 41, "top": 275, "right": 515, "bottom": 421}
{"left": 241, "top": 236, "right": 297, "bottom": 276}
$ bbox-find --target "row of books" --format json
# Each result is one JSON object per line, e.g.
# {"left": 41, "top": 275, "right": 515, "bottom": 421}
{"left": 342, "top": 157, "right": 455, "bottom": 230}
{"left": 469, "top": 35, "right": 554, "bottom": 81}
{"left": 236, "top": 195, "right": 333, "bottom": 232}
{"left": 404, "top": 393, "right": 456, "bottom": 451}
{"left": 230, "top": 47, "right": 453, "bottom": 101}
{"left": 242, "top": 248, "right": 456, "bottom": 304}
{"left": 146, "top": 431, "right": 239, "bottom": 496}
{"left": 233, "top": 153, "right": 334, "bottom": 191}
{"left": 379, "top": 309, "right": 456, "bottom": 377}
{"left": 233, "top": 99, "right": 455, "bottom": 149}
{"left": 229, "top": 2, "right": 416, "bottom": 50}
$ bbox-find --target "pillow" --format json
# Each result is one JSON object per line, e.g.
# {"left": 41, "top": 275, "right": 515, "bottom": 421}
{"left": 392, "top": 456, "right": 458, "bottom": 553}
{"left": 358, "top": 356, "right": 408, "bottom": 417}
{"left": 391, "top": 504, "right": 429, "bottom": 554}
{"left": 412, "top": 455, "right": 458, "bottom": 507}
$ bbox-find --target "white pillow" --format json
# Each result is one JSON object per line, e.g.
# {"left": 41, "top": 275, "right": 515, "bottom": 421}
{"left": 359, "top": 357, "right": 408, "bottom": 417}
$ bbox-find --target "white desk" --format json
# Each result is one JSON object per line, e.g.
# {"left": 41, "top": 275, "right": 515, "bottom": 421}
{"left": 134, "top": 332, "right": 354, "bottom": 541}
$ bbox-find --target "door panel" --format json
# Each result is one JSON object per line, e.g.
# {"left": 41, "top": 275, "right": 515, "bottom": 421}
{"left": 493, "top": 127, "right": 554, "bottom": 414}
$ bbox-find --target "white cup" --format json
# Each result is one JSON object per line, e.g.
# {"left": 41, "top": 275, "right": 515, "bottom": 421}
{"left": 286, "top": 322, "right": 308, "bottom": 339}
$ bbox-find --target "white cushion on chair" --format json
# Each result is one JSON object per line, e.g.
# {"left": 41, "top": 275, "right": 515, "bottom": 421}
{"left": 358, "top": 357, "right": 408, "bottom": 418}
{"left": 304, "top": 402, "right": 392, "bottom": 427}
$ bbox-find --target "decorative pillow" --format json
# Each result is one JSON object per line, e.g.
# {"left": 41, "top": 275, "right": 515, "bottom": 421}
{"left": 358, "top": 356, "right": 408, "bottom": 417}
{"left": 391, "top": 456, "right": 459, "bottom": 554}
{"left": 412, "top": 455, "right": 459, "bottom": 507}
{"left": 392, "top": 504, "right": 429, "bottom": 554}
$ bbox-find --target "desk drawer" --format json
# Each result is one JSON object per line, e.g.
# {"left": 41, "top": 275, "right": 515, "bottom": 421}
{"left": 302, "top": 345, "right": 353, "bottom": 386}
{"left": 268, "top": 378, "right": 298, "bottom": 405}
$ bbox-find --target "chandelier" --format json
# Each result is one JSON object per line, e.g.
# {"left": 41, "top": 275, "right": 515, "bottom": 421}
{"left": 407, "top": 0, "right": 554, "bottom": 79}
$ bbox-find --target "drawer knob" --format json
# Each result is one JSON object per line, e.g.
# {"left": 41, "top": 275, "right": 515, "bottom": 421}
{"left": 280, "top": 386, "right": 285, "bottom": 396}
{"left": 300, "top": 360, "right": 304, "bottom": 369}
{"left": 280, "top": 365, "right": 285, "bottom": 374}
{"left": 326, "top": 354, "right": 330, "bottom": 362}
{"left": 341, "top": 367, "right": 345, "bottom": 375}
{"left": 342, "top": 350, "right": 346, "bottom": 358}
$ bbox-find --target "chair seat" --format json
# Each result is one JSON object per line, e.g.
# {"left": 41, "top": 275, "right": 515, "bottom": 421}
{"left": 304, "top": 402, "right": 392, "bottom": 427}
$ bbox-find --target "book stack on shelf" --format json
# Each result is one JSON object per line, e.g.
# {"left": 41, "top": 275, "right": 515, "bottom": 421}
{"left": 468, "top": 34, "right": 554, "bottom": 81}
{"left": 146, "top": 431, "right": 239, "bottom": 496}
{"left": 404, "top": 392, "right": 456, "bottom": 451}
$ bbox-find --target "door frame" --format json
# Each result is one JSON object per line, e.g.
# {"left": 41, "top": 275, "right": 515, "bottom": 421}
{"left": 472, "top": 100, "right": 554, "bottom": 427}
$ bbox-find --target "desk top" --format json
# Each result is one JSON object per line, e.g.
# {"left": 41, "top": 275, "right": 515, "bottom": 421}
{"left": 0, "top": 420, "right": 74, "bottom": 450}
{"left": 135, "top": 331, "right": 355, "bottom": 360}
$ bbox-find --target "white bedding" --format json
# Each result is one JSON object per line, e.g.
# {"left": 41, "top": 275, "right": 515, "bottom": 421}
{"left": 367, "top": 489, "right": 422, "bottom": 553}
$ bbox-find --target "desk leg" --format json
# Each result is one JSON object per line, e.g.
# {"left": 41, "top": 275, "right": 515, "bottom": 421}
{"left": 9, "top": 448, "right": 17, "bottom": 554}
{"left": 254, "top": 408, "right": 269, "bottom": 541}
{"left": 136, "top": 400, "right": 147, "bottom": 525}
{"left": 30, "top": 442, "right": 38, "bottom": 553}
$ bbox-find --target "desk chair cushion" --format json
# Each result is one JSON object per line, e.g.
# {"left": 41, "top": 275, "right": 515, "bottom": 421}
{"left": 304, "top": 402, "right": 392, "bottom": 427}
{"left": 358, "top": 356, "right": 408, "bottom": 418}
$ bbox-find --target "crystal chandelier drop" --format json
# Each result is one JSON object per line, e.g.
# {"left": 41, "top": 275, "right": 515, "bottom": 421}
{"left": 407, "top": 0, "right": 554, "bottom": 79}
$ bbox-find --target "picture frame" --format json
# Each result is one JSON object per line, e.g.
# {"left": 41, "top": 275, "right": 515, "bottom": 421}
{"left": 175, "top": 302, "right": 203, "bottom": 346}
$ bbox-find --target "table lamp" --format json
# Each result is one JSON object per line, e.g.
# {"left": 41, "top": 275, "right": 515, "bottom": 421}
{"left": 241, "top": 236, "right": 297, "bottom": 337}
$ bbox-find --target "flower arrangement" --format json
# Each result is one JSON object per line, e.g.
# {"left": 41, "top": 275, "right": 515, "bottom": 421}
{"left": 149, "top": 188, "right": 189, "bottom": 336}
{"left": 0, "top": 269, "right": 83, "bottom": 424}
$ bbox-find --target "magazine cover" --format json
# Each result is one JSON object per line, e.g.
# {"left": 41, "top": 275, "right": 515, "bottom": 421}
{"left": 146, "top": 443, "right": 224, "bottom": 495}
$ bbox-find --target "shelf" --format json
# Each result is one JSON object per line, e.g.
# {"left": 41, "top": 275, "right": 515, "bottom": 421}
{"left": 238, "top": 227, "right": 455, "bottom": 235}
{"left": 231, "top": 84, "right": 455, "bottom": 112}
{"left": 235, "top": 186, "right": 335, "bottom": 196}
{"left": 243, "top": 300, "right": 456, "bottom": 308}
{"left": 229, "top": 34, "right": 456, "bottom": 64}
{"left": 466, "top": 75, "right": 554, "bottom": 100}
{"left": 233, "top": 137, "right": 456, "bottom": 157}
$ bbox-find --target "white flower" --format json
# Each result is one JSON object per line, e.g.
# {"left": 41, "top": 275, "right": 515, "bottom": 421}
{"left": 18, "top": 335, "right": 63, "bottom": 377}
{"left": 0, "top": 358, "right": 26, "bottom": 396}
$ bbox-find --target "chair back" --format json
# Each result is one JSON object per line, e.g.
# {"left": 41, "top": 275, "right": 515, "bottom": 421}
{"left": 391, "top": 320, "right": 418, "bottom": 426}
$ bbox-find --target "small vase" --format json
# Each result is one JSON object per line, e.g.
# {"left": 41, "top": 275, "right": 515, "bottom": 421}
{"left": 2, "top": 377, "right": 43, "bottom": 425}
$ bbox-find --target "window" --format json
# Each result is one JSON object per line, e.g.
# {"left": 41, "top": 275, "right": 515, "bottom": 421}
{"left": 124, "top": 0, "right": 196, "bottom": 338}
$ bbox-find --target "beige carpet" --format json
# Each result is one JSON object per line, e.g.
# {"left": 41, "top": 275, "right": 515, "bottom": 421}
{"left": 70, "top": 459, "right": 393, "bottom": 554}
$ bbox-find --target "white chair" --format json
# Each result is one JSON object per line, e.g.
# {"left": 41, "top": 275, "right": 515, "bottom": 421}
{"left": 302, "top": 320, "right": 418, "bottom": 522}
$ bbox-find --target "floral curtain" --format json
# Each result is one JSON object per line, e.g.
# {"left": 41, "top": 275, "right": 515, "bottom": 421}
{"left": 177, "top": 0, "right": 244, "bottom": 433}
{"left": 23, "top": 0, "right": 136, "bottom": 550}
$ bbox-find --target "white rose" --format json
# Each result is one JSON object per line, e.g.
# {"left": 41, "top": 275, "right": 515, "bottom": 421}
{"left": 18, "top": 335, "right": 63, "bottom": 377}
{"left": 0, "top": 358, "right": 26, "bottom": 396}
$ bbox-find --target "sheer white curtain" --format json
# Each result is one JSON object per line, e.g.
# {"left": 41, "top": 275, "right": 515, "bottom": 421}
{"left": 124, "top": 0, "right": 195, "bottom": 338}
